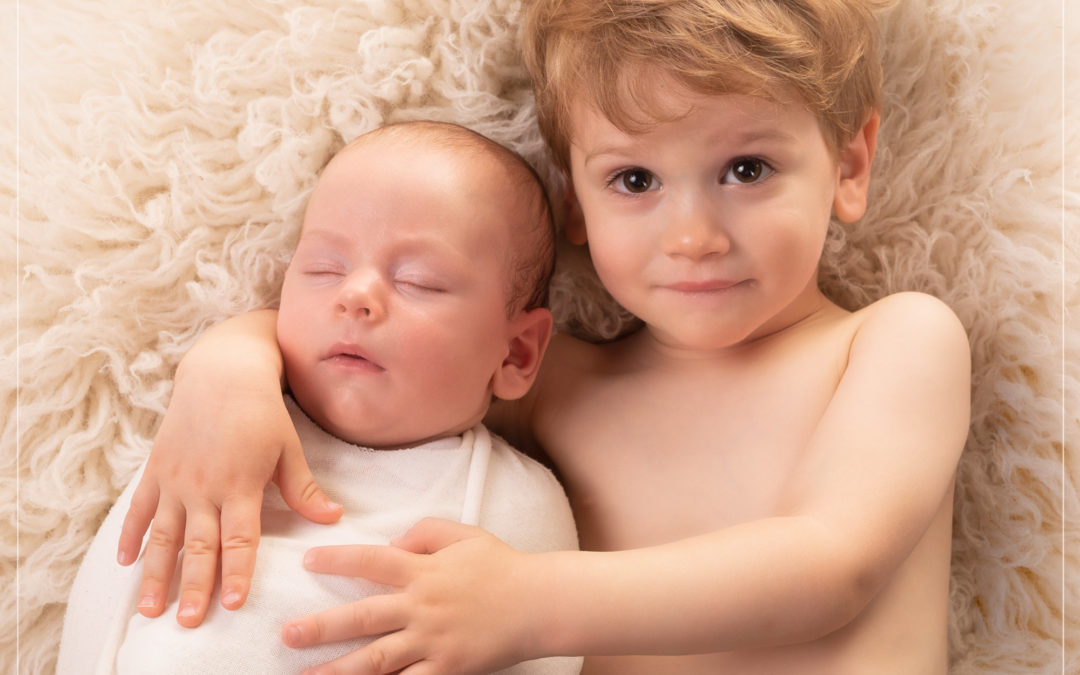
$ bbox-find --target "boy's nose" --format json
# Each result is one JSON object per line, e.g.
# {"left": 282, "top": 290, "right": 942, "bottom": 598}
{"left": 336, "top": 272, "right": 386, "bottom": 321}
{"left": 661, "top": 196, "right": 731, "bottom": 260}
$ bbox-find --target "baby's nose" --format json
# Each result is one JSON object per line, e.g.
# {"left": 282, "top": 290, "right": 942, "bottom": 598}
{"left": 336, "top": 272, "right": 386, "bottom": 320}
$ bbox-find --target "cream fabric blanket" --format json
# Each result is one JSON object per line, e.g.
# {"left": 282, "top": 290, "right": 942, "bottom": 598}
{"left": 6, "top": 1, "right": 1077, "bottom": 673}
{"left": 56, "top": 399, "right": 580, "bottom": 674}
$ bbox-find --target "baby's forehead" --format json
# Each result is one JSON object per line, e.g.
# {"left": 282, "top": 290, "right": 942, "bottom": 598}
{"left": 315, "top": 135, "right": 530, "bottom": 237}
{"left": 339, "top": 129, "right": 529, "bottom": 195}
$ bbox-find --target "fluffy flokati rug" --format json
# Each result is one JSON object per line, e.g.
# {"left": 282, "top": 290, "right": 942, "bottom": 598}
{"left": 5, "top": 0, "right": 1076, "bottom": 672}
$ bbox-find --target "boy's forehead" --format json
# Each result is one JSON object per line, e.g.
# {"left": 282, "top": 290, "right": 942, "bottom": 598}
{"left": 566, "top": 65, "right": 801, "bottom": 141}
{"left": 568, "top": 82, "right": 800, "bottom": 151}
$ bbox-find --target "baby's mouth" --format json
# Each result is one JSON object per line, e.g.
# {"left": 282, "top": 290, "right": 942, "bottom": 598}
{"left": 325, "top": 344, "right": 384, "bottom": 371}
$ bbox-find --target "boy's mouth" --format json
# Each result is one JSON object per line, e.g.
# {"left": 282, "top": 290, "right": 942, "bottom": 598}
{"left": 665, "top": 279, "right": 742, "bottom": 293}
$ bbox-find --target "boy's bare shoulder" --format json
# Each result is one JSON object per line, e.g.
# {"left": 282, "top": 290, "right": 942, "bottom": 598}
{"left": 848, "top": 291, "right": 969, "bottom": 355}
{"left": 839, "top": 291, "right": 971, "bottom": 399}
{"left": 546, "top": 330, "right": 610, "bottom": 365}
{"left": 488, "top": 331, "right": 610, "bottom": 453}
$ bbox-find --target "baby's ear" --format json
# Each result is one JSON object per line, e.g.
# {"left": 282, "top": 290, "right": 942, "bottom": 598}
{"left": 563, "top": 185, "right": 588, "bottom": 245}
{"left": 832, "top": 111, "right": 880, "bottom": 223}
{"left": 491, "top": 308, "right": 554, "bottom": 401}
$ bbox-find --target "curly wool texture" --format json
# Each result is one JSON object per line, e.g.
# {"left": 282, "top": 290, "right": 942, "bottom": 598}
{"left": 5, "top": 1, "right": 1076, "bottom": 672}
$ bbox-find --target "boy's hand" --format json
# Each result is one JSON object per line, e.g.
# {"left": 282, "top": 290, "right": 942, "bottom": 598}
{"left": 281, "top": 519, "right": 542, "bottom": 675}
{"left": 117, "top": 342, "right": 343, "bottom": 628}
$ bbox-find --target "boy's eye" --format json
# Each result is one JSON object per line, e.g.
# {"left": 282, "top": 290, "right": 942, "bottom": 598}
{"left": 723, "top": 158, "right": 773, "bottom": 184}
{"left": 610, "top": 168, "right": 658, "bottom": 194}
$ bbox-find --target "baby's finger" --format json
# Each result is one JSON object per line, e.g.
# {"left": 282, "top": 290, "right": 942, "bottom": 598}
{"left": 302, "top": 631, "right": 423, "bottom": 675}
{"left": 136, "top": 501, "right": 185, "bottom": 618}
{"left": 117, "top": 475, "right": 160, "bottom": 566}
{"left": 175, "top": 508, "right": 221, "bottom": 628}
{"left": 282, "top": 594, "right": 408, "bottom": 648}
{"left": 219, "top": 494, "right": 263, "bottom": 610}
{"left": 303, "top": 545, "right": 419, "bottom": 586}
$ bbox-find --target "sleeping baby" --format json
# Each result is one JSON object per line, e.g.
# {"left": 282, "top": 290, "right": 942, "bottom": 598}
{"left": 57, "top": 120, "right": 581, "bottom": 674}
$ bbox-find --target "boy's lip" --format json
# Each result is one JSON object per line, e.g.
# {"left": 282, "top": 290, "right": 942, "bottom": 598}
{"left": 663, "top": 279, "right": 744, "bottom": 293}
{"left": 323, "top": 342, "right": 384, "bottom": 371}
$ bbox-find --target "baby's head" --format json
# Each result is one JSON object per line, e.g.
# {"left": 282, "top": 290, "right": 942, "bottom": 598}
{"left": 277, "top": 121, "right": 555, "bottom": 448}
{"left": 523, "top": 0, "right": 886, "bottom": 172}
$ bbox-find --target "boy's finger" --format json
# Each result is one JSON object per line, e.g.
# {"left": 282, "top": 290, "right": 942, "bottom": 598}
{"left": 117, "top": 475, "right": 160, "bottom": 565}
{"left": 391, "top": 517, "right": 478, "bottom": 554}
{"left": 219, "top": 494, "right": 263, "bottom": 610}
{"left": 276, "top": 438, "right": 343, "bottom": 525}
{"left": 174, "top": 508, "right": 221, "bottom": 628}
{"left": 302, "top": 545, "right": 418, "bottom": 586}
{"left": 282, "top": 594, "right": 408, "bottom": 648}
{"left": 136, "top": 501, "right": 185, "bottom": 618}
{"left": 302, "top": 631, "right": 422, "bottom": 675}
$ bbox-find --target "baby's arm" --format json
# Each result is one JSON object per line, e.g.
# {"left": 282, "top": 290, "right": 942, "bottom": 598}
{"left": 118, "top": 309, "right": 342, "bottom": 627}
{"left": 282, "top": 293, "right": 971, "bottom": 671}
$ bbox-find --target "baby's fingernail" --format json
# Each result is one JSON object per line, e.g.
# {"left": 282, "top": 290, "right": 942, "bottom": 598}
{"left": 137, "top": 594, "right": 156, "bottom": 609}
{"left": 303, "top": 550, "right": 317, "bottom": 568}
{"left": 222, "top": 590, "right": 241, "bottom": 608}
{"left": 117, "top": 550, "right": 131, "bottom": 565}
{"left": 178, "top": 603, "right": 197, "bottom": 619}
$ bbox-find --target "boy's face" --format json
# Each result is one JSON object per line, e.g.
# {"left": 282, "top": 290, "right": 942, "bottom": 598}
{"left": 568, "top": 83, "right": 844, "bottom": 351}
{"left": 277, "top": 138, "right": 519, "bottom": 448}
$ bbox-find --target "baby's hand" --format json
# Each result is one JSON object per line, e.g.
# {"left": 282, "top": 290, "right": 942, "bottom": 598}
{"left": 282, "top": 519, "right": 541, "bottom": 674}
{"left": 117, "top": 356, "right": 343, "bottom": 628}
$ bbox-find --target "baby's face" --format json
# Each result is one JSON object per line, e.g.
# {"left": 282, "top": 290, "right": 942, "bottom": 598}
{"left": 277, "top": 137, "right": 518, "bottom": 448}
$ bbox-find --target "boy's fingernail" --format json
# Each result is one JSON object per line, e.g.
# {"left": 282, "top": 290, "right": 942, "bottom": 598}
{"left": 222, "top": 590, "right": 241, "bottom": 607}
{"left": 178, "top": 603, "right": 197, "bottom": 619}
{"left": 137, "top": 594, "right": 156, "bottom": 609}
{"left": 284, "top": 624, "right": 302, "bottom": 647}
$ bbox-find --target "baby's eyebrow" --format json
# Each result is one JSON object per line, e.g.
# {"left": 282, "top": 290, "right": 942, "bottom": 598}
{"left": 297, "top": 227, "right": 350, "bottom": 250}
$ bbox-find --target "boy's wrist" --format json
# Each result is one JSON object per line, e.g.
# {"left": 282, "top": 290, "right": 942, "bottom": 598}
{"left": 176, "top": 310, "right": 284, "bottom": 388}
{"left": 517, "top": 550, "right": 585, "bottom": 659}
{"left": 175, "top": 342, "right": 281, "bottom": 390}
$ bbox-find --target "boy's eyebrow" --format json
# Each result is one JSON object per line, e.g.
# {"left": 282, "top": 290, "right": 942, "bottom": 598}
{"left": 580, "top": 127, "right": 799, "bottom": 167}
{"left": 728, "top": 127, "right": 799, "bottom": 146}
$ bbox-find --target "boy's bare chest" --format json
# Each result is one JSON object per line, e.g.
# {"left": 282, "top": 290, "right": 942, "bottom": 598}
{"left": 540, "top": 334, "right": 849, "bottom": 552}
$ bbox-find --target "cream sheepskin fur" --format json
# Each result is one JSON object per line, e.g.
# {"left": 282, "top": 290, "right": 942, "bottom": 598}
{"left": 5, "top": 1, "right": 1077, "bottom": 672}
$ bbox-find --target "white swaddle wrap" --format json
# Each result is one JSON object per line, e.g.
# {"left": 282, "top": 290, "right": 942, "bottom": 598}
{"left": 58, "top": 399, "right": 581, "bottom": 674}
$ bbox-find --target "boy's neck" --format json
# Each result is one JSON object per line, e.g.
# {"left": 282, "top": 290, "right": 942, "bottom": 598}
{"left": 628, "top": 290, "right": 842, "bottom": 367}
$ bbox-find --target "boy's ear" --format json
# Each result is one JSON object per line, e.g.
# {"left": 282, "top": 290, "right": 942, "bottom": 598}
{"left": 563, "top": 185, "right": 588, "bottom": 245}
{"left": 832, "top": 111, "right": 880, "bottom": 224}
{"left": 491, "top": 307, "right": 554, "bottom": 401}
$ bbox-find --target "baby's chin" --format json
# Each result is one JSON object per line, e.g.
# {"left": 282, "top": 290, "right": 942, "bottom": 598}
{"left": 285, "top": 391, "right": 453, "bottom": 450}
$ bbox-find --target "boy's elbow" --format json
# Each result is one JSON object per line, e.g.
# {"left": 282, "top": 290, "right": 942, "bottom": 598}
{"left": 800, "top": 524, "right": 890, "bottom": 640}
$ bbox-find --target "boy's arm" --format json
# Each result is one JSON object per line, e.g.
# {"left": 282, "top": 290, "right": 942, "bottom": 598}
{"left": 281, "top": 293, "right": 971, "bottom": 671}
{"left": 117, "top": 309, "right": 343, "bottom": 627}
